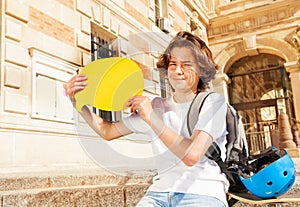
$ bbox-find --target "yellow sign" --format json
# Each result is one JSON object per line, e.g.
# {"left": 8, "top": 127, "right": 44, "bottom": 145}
{"left": 75, "top": 57, "right": 144, "bottom": 112}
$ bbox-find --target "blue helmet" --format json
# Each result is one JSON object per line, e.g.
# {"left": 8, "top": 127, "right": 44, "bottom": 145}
{"left": 239, "top": 147, "right": 296, "bottom": 198}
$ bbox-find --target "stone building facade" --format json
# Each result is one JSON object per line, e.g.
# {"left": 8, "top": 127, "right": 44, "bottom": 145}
{"left": 0, "top": 0, "right": 300, "bottom": 204}
{"left": 0, "top": 0, "right": 220, "bottom": 171}
{"left": 208, "top": 0, "right": 300, "bottom": 154}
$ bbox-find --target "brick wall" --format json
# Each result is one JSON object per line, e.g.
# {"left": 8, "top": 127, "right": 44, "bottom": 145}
{"left": 29, "top": 7, "right": 75, "bottom": 45}
{"left": 125, "top": 0, "right": 151, "bottom": 29}
{"left": 57, "top": 0, "right": 74, "bottom": 9}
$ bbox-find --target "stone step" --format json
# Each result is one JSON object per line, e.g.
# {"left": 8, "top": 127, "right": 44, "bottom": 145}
{"left": 0, "top": 166, "right": 154, "bottom": 207}
{"left": 1, "top": 179, "right": 300, "bottom": 207}
{"left": 1, "top": 164, "right": 300, "bottom": 207}
{"left": 0, "top": 184, "right": 150, "bottom": 207}
{"left": 0, "top": 166, "right": 155, "bottom": 191}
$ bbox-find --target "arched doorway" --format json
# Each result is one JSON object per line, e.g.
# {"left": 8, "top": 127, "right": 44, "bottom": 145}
{"left": 227, "top": 54, "right": 295, "bottom": 154}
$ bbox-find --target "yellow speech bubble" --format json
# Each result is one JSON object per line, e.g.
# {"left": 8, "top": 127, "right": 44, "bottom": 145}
{"left": 75, "top": 57, "right": 144, "bottom": 112}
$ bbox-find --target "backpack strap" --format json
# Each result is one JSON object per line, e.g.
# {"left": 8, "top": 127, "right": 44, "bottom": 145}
{"left": 206, "top": 142, "right": 237, "bottom": 184}
{"left": 205, "top": 142, "right": 226, "bottom": 170}
{"left": 187, "top": 92, "right": 225, "bottom": 163}
{"left": 187, "top": 91, "right": 213, "bottom": 135}
{"left": 187, "top": 92, "right": 238, "bottom": 184}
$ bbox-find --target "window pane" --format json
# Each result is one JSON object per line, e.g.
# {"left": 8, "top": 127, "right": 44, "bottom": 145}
{"left": 36, "top": 74, "right": 56, "bottom": 117}
{"left": 91, "top": 28, "right": 121, "bottom": 123}
{"left": 56, "top": 81, "right": 74, "bottom": 120}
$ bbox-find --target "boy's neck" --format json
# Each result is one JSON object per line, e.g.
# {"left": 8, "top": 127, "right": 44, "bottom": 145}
{"left": 173, "top": 92, "right": 196, "bottom": 103}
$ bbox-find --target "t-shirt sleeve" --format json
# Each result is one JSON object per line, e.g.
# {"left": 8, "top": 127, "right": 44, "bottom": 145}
{"left": 122, "top": 113, "right": 152, "bottom": 134}
{"left": 193, "top": 93, "right": 227, "bottom": 140}
{"left": 122, "top": 97, "right": 163, "bottom": 135}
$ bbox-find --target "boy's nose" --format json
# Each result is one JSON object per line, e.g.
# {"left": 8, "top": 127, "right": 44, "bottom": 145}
{"left": 175, "top": 64, "right": 184, "bottom": 75}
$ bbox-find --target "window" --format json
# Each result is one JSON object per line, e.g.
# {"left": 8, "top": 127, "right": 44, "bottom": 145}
{"left": 30, "top": 48, "right": 76, "bottom": 123}
{"left": 91, "top": 35, "right": 116, "bottom": 60}
{"left": 155, "top": 0, "right": 161, "bottom": 19}
{"left": 154, "top": 0, "right": 168, "bottom": 18}
{"left": 91, "top": 25, "right": 121, "bottom": 123}
{"left": 154, "top": 0, "right": 168, "bottom": 26}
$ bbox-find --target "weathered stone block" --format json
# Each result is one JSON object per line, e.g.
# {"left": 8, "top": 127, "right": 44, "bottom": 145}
{"left": 0, "top": 176, "right": 49, "bottom": 191}
{"left": 5, "top": 42, "right": 29, "bottom": 67}
{"left": 5, "top": 0, "right": 29, "bottom": 23}
{"left": 5, "top": 18, "right": 22, "bottom": 42}
{"left": 4, "top": 64, "right": 22, "bottom": 89}
{"left": 124, "top": 184, "right": 149, "bottom": 207}
{"left": 76, "top": 0, "right": 92, "bottom": 18}
{"left": 50, "top": 174, "right": 126, "bottom": 188}
{"left": 4, "top": 90, "right": 28, "bottom": 114}
{"left": 81, "top": 16, "right": 91, "bottom": 35}
{"left": 91, "top": 3, "right": 101, "bottom": 24}
{"left": 77, "top": 32, "right": 91, "bottom": 51}
{"left": 2, "top": 186, "right": 124, "bottom": 207}
{"left": 102, "top": 7, "right": 111, "bottom": 29}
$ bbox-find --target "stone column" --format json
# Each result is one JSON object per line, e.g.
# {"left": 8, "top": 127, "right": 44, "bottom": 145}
{"left": 284, "top": 61, "right": 300, "bottom": 131}
{"left": 212, "top": 73, "right": 229, "bottom": 102}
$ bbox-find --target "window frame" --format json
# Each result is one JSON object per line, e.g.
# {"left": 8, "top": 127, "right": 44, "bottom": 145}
{"left": 91, "top": 28, "right": 122, "bottom": 123}
{"left": 30, "top": 48, "right": 77, "bottom": 123}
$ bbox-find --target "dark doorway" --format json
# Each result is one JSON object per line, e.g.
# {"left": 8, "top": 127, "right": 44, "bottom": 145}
{"left": 227, "top": 54, "right": 295, "bottom": 154}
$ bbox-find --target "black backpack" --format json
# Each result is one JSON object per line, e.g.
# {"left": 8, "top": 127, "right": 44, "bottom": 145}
{"left": 187, "top": 92, "right": 249, "bottom": 192}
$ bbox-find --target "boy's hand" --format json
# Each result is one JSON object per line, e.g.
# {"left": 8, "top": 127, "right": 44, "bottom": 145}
{"left": 64, "top": 74, "right": 88, "bottom": 102}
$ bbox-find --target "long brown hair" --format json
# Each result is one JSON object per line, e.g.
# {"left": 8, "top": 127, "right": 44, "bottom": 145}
{"left": 157, "top": 31, "right": 218, "bottom": 92}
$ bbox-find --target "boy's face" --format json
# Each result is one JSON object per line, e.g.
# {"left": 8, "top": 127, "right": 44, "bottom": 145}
{"left": 167, "top": 47, "right": 199, "bottom": 94}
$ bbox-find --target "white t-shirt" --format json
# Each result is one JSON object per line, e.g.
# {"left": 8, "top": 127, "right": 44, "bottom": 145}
{"left": 123, "top": 93, "right": 229, "bottom": 206}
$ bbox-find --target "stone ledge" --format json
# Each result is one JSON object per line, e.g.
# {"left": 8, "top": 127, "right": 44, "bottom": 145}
{"left": 0, "top": 183, "right": 150, "bottom": 207}
{"left": 3, "top": 164, "right": 300, "bottom": 207}
{"left": 0, "top": 166, "right": 153, "bottom": 206}
{"left": 0, "top": 166, "right": 155, "bottom": 192}
{"left": 1, "top": 185, "right": 125, "bottom": 207}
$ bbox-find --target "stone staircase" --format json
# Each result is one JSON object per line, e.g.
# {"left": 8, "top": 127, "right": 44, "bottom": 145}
{"left": 0, "top": 166, "right": 154, "bottom": 207}
{"left": 1, "top": 158, "right": 300, "bottom": 207}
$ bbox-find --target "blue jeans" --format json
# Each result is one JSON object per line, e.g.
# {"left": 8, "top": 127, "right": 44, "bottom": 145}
{"left": 136, "top": 191, "right": 226, "bottom": 207}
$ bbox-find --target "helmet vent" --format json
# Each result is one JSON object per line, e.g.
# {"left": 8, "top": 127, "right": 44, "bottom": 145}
{"left": 283, "top": 171, "right": 288, "bottom": 176}
{"left": 267, "top": 181, "right": 273, "bottom": 186}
